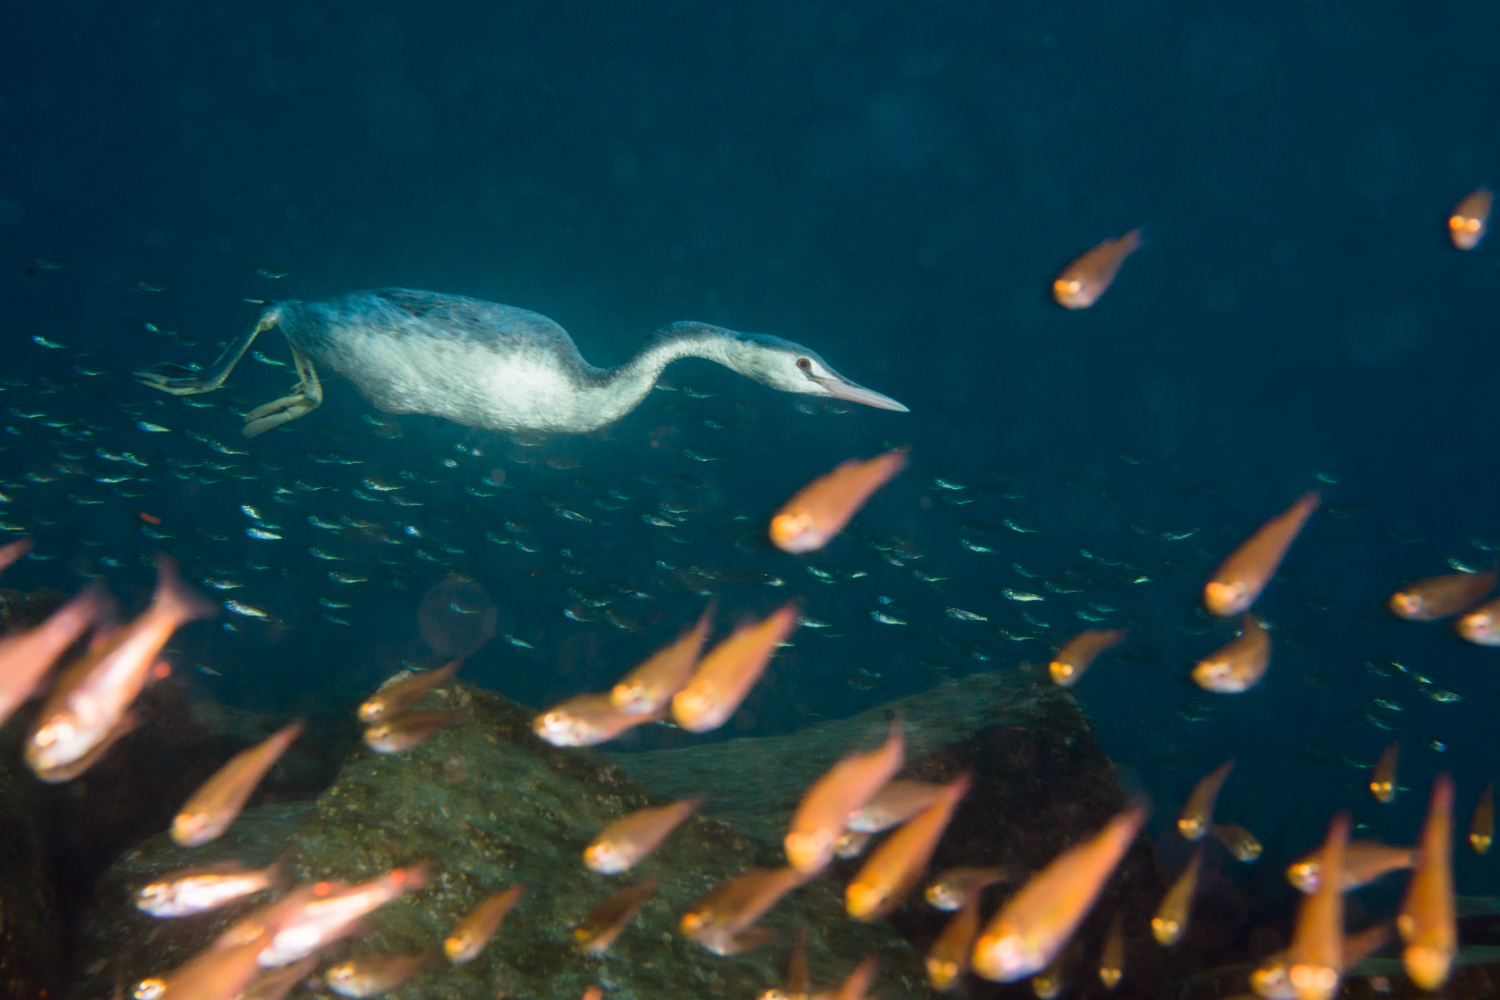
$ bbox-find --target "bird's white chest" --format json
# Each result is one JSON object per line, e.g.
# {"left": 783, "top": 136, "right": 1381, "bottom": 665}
{"left": 323, "top": 332, "right": 620, "bottom": 433}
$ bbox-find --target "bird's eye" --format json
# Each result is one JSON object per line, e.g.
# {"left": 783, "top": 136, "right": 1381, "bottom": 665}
{"left": 796, "top": 358, "right": 811, "bottom": 371}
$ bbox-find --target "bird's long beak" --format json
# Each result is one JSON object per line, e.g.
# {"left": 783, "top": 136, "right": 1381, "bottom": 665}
{"left": 821, "top": 377, "right": 909, "bottom": 412}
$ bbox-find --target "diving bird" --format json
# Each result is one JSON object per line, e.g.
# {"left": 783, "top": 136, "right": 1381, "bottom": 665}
{"left": 135, "top": 289, "right": 908, "bottom": 437}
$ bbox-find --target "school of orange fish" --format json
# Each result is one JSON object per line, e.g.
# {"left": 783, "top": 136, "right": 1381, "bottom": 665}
{"left": 1, "top": 187, "right": 1497, "bottom": 1000}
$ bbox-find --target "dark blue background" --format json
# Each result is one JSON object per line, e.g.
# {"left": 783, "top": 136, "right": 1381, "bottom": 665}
{"left": 3, "top": 0, "right": 1500, "bottom": 899}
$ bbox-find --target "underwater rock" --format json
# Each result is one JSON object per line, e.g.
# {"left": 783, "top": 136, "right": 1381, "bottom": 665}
{"left": 73, "top": 683, "right": 927, "bottom": 1000}
{"left": 0, "top": 741, "right": 62, "bottom": 999}
{"left": 612, "top": 665, "right": 1173, "bottom": 998}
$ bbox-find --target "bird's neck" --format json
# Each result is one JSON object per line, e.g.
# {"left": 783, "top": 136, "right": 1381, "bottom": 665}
{"left": 591, "top": 322, "right": 753, "bottom": 418}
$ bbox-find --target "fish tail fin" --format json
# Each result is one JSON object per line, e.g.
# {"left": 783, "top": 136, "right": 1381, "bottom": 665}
{"left": 151, "top": 554, "right": 218, "bottom": 624}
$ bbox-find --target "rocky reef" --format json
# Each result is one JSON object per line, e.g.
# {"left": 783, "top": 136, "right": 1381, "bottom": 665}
{"left": 68, "top": 665, "right": 1165, "bottom": 999}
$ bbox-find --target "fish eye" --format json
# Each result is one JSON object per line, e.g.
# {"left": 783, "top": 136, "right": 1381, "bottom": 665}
{"left": 796, "top": 358, "right": 811, "bottom": 371}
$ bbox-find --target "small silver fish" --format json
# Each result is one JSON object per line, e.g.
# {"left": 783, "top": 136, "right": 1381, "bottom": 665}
{"left": 224, "top": 600, "right": 268, "bottom": 619}
{"left": 946, "top": 608, "right": 987, "bottom": 621}
{"left": 1003, "top": 590, "right": 1044, "bottom": 602}
{"left": 246, "top": 528, "right": 281, "bottom": 541}
{"left": 137, "top": 422, "right": 170, "bottom": 433}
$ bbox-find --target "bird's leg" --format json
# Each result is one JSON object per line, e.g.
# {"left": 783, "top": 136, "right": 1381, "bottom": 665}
{"left": 242, "top": 346, "right": 323, "bottom": 437}
{"left": 135, "top": 310, "right": 279, "bottom": 396}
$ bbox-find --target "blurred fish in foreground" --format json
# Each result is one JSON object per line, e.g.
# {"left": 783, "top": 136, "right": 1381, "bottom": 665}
{"left": 585, "top": 798, "right": 701, "bottom": 874}
{"left": 1399, "top": 774, "right": 1456, "bottom": 991}
{"left": 681, "top": 866, "right": 807, "bottom": 955}
{"left": 1151, "top": 846, "right": 1201, "bottom": 946}
{"left": 173, "top": 720, "right": 303, "bottom": 846}
{"left": 1369, "top": 740, "right": 1399, "bottom": 804}
{"left": 445, "top": 885, "right": 524, "bottom": 963}
{"left": 1052, "top": 229, "right": 1143, "bottom": 309}
{"left": 1389, "top": 564, "right": 1496, "bottom": 621}
{"left": 846, "top": 772, "right": 969, "bottom": 921}
{"left": 672, "top": 603, "right": 798, "bottom": 733}
{"left": 1192, "top": 615, "right": 1270, "bottom": 694}
{"left": 574, "top": 878, "right": 658, "bottom": 954}
{"left": 1048, "top": 628, "right": 1126, "bottom": 688}
{"left": 1449, "top": 186, "right": 1493, "bottom": 250}
{"left": 786, "top": 719, "right": 904, "bottom": 875}
{"left": 609, "top": 605, "right": 712, "bottom": 715}
{"left": 1285, "top": 839, "right": 1414, "bottom": 894}
{"left": 769, "top": 448, "right": 909, "bottom": 554}
{"left": 26, "top": 555, "right": 215, "bottom": 782}
{"left": 926, "top": 890, "right": 980, "bottom": 990}
{"left": 358, "top": 659, "right": 461, "bottom": 724}
{"left": 1204, "top": 492, "right": 1319, "bottom": 617}
{"left": 1178, "top": 758, "right": 1234, "bottom": 840}
{"left": 136, "top": 863, "right": 281, "bottom": 918}
{"left": 0, "top": 579, "right": 104, "bottom": 728}
{"left": 926, "top": 866, "right": 1007, "bottom": 911}
{"left": 1471, "top": 782, "right": 1494, "bottom": 855}
{"left": 1285, "top": 811, "right": 1348, "bottom": 1000}
{"left": 972, "top": 803, "right": 1147, "bottom": 982}
{"left": 323, "top": 952, "right": 430, "bottom": 998}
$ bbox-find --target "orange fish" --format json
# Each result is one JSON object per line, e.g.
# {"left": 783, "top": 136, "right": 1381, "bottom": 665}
{"left": 1151, "top": 847, "right": 1201, "bottom": 946}
{"left": 1455, "top": 596, "right": 1500, "bottom": 645}
{"left": 0, "top": 580, "right": 105, "bottom": 728}
{"left": 1098, "top": 912, "right": 1124, "bottom": 990}
{"left": 926, "top": 890, "right": 980, "bottom": 990}
{"left": 1052, "top": 229, "right": 1143, "bottom": 309}
{"left": 1471, "top": 782, "right": 1494, "bottom": 855}
{"left": 26, "top": 555, "right": 214, "bottom": 781}
{"left": 848, "top": 779, "right": 946, "bottom": 834}
{"left": 1048, "top": 628, "right": 1127, "bottom": 687}
{"left": 1399, "top": 774, "right": 1457, "bottom": 991}
{"left": 769, "top": 449, "right": 909, "bottom": 554}
{"left": 1286, "top": 812, "right": 1349, "bottom": 1000}
{"left": 237, "top": 956, "right": 320, "bottom": 1000}
{"left": 323, "top": 953, "right": 430, "bottom": 998}
{"left": 786, "top": 720, "right": 904, "bottom": 875}
{"left": 1449, "top": 187, "right": 1493, "bottom": 250}
{"left": 358, "top": 659, "right": 461, "bottom": 723}
{"left": 1286, "top": 838, "right": 1414, "bottom": 894}
{"left": 154, "top": 885, "right": 322, "bottom": 1000}
{"left": 364, "top": 707, "right": 469, "bottom": 753}
{"left": 575, "top": 878, "right": 658, "bottom": 955}
{"left": 1209, "top": 823, "right": 1262, "bottom": 862}
{"left": 925, "top": 866, "right": 1008, "bottom": 911}
{"left": 1204, "top": 492, "right": 1320, "bottom": 617}
{"left": 847, "top": 773, "right": 970, "bottom": 921}
{"left": 672, "top": 603, "right": 798, "bottom": 733}
{"left": 585, "top": 798, "right": 702, "bottom": 874}
{"left": 1370, "top": 740, "right": 1398, "bottom": 804}
{"left": 1255, "top": 922, "right": 1391, "bottom": 1000}
{"left": 445, "top": 885, "right": 525, "bottom": 963}
{"left": 257, "top": 866, "right": 427, "bottom": 968}
{"left": 758, "top": 928, "right": 813, "bottom": 1000}
{"left": 972, "top": 803, "right": 1147, "bottom": 982}
{"left": 173, "top": 721, "right": 303, "bottom": 846}
{"left": 832, "top": 955, "right": 878, "bottom": 1000}
{"left": 533, "top": 693, "right": 657, "bottom": 747}
{"left": 1192, "top": 616, "right": 1271, "bottom": 694}
{"left": 137, "top": 862, "right": 281, "bottom": 918}
{"left": 1178, "top": 759, "right": 1234, "bottom": 840}
{"left": 1389, "top": 566, "right": 1497, "bottom": 621}
{"left": 0, "top": 536, "right": 31, "bottom": 574}
{"left": 610, "top": 605, "right": 713, "bottom": 715}
{"left": 681, "top": 867, "right": 807, "bottom": 955}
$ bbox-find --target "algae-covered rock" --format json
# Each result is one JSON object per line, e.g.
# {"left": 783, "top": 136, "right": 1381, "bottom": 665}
{"left": 75, "top": 683, "right": 926, "bottom": 1000}
{"left": 0, "top": 750, "right": 61, "bottom": 1000}
{"left": 74, "top": 667, "right": 1166, "bottom": 1000}
{"left": 613, "top": 666, "right": 1173, "bottom": 999}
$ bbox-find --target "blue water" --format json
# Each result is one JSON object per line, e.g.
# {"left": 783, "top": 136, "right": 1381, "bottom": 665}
{"left": 4, "top": 0, "right": 1500, "bottom": 923}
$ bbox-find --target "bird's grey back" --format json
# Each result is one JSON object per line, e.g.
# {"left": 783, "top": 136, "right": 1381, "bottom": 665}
{"left": 284, "top": 288, "right": 594, "bottom": 372}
